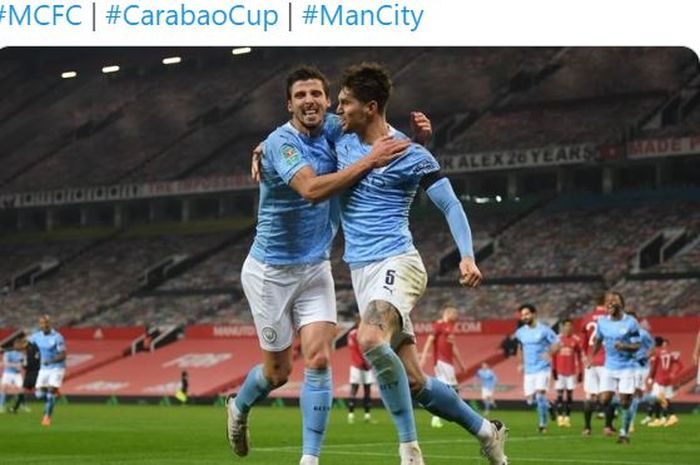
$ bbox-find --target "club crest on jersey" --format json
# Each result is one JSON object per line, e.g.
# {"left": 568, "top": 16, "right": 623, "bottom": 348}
{"left": 261, "top": 327, "right": 278, "bottom": 344}
{"left": 280, "top": 144, "right": 300, "bottom": 166}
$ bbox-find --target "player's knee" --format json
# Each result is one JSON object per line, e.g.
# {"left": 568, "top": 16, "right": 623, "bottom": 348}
{"left": 357, "top": 328, "right": 383, "bottom": 353}
{"left": 304, "top": 351, "right": 330, "bottom": 370}
{"left": 407, "top": 372, "right": 426, "bottom": 396}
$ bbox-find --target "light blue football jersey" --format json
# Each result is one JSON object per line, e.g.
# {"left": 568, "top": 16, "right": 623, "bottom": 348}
{"left": 596, "top": 314, "right": 641, "bottom": 371}
{"left": 28, "top": 330, "right": 66, "bottom": 369}
{"left": 2, "top": 350, "right": 25, "bottom": 374}
{"left": 634, "top": 327, "right": 655, "bottom": 367}
{"left": 515, "top": 322, "right": 559, "bottom": 375}
{"left": 250, "top": 121, "right": 339, "bottom": 265}
{"left": 477, "top": 368, "right": 498, "bottom": 390}
{"left": 335, "top": 133, "right": 440, "bottom": 267}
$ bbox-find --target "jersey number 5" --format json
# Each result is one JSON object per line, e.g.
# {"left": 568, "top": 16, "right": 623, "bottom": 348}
{"left": 385, "top": 270, "right": 396, "bottom": 286}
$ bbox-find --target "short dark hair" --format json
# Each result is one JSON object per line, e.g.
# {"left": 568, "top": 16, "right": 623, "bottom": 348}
{"left": 340, "top": 62, "right": 392, "bottom": 113}
{"left": 610, "top": 291, "right": 625, "bottom": 308}
{"left": 286, "top": 65, "right": 330, "bottom": 100}
{"left": 654, "top": 336, "right": 666, "bottom": 347}
{"left": 561, "top": 318, "right": 573, "bottom": 325}
{"left": 519, "top": 303, "right": 537, "bottom": 313}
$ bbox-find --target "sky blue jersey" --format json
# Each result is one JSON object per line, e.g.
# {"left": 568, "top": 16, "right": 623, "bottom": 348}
{"left": 28, "top": 330, "right": 66, "bottom": 369}
{"left": 335, "top": 133, "right": 440, "bottom": 267}
{"left": 2, "top": 350, "right": 25, "bottom": 374}
{"left": 634, "top": 327, "right": 655, "bottom": 367}
{"left": 515, "top": 322, "right": 559, "bottom": 375}
{"left": 596, "top": 314, "right": 641, "bottom": 371}
{"left": 477, "top": 368, "right": 498, "bottom": 390}
{"left": 250, "top": 121, "right": 340, "bottom": 265}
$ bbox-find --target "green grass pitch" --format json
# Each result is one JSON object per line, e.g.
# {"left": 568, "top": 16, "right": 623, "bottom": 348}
{"left": 1, "top": 402, "right": 697, "bottom": 464}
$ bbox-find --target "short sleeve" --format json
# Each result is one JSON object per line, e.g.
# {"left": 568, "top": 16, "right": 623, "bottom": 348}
{"left": 56, "top": 335, "right": 66, "bottom": 353}
{"left": 323, "top": 114, "right": 344, "bottom": 144}
{"left": 408, "top": 145, "right": 440, "bottom": 180}
{"left": 265, "top": 134, "right": 311, "bottom": 185}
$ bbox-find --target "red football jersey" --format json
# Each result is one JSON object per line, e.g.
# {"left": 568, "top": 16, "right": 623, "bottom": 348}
{"left": 554, "top": 334, "right": 583, "bottom": 376}
{"left": 650, "top": 348, "right": 683, "bottom": 386}
{"left": 432, "top": 320, "right": 455, "bottom": 365}
{"left": 348, "top": 328, "right": 370, "bottom": 370}
{"left": 580, "top": 306, "right": 607, "bottom": 367}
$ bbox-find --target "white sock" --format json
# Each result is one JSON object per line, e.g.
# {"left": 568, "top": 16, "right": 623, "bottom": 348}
{"left": 399, "top": 441, "right": 421, "bottom": 455}
{"left": 476, "top": 419, "right": 493, "bottom": 441}
{"left": 300, "top": 454, "right": 319, "bottom": 465}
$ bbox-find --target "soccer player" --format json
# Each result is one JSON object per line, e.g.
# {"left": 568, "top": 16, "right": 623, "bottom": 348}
{"left": 419, "top": 304, "right": 466, "bottom": 428}
{"left": 227, "top": 66, "right": 409, "bottom": 465}
{"left": 580, "top": 292, "right": 609, "bottom": 435}
{"left": 476, "top": 362, "right": 498, "bottom": 416}
{"left": 624, "top": 310, "right": 654, "bottom": 430}
{"left": 647, "top": 337, "right": 683, "bottom": 427}
{"left": 335, "top": 63, "right": 508, "bottom": 465}
{"left": 514, "top": 304, "right": 560, "bottom": 433}
{"left": 593, "top": 292, "right": 641, "bottom": 444}
{"left": 28, "top": 315, "right": 67, "bottom": 426}
{"left": 10, "top": 337, "right": 40, "bottom": 413}
{"left": 346, "top": 316, "right": 375, "bottom": 424}
{"left": 0, "top": 339, "right": 26, "bottom": 413}
{"left": 552, "top": 318, "right": 582, "bottom": 428}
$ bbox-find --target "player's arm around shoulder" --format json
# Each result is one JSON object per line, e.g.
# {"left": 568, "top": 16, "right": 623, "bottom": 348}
{"left": 291, "top": 135, "right": 408, "bottom": 204}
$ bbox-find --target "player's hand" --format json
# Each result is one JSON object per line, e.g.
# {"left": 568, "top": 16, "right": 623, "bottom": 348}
{"left": 251, "top": 142, "right": 264, "bottom": 182}
{"left": 368, "top": 135, "right": 410, "bottom": 168}
{"left": 614, "top": 341, "right": 624, "bottom": 350}
{"left": 458, "top": 257, "right": 482, "bottom": 288}
{"left": 410, "top": 111, "right": 432, "bottom": 146}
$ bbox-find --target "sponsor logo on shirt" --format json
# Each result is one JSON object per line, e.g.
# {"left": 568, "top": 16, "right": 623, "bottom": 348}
{"left": 281, "top": 144, "right": 300, "bottom": 166}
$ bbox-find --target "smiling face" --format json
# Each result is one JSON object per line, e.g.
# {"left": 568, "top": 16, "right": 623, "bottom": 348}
{"left": 520, "top": 307, "right": 535, "bottom": 326}
{"left": 287, "top": 78, "right": 330, "bottom": 133}
{"left": 336, "top": 87, "right": 373, "bottom": 134}
{"left": 38, "top": 315, "right": 52, "bottom": 334}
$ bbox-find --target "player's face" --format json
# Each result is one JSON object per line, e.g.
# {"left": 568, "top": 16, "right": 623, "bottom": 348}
{"left": 287, "top": 79, "right": 330, "bottom": 132}
{"left": 336, "top": 87, "right": 371, "bottom": 134}
{"left": 444, "top": 307, "right": 458, "bottom": 322}
{"left": 606, "top": 294, "right": 623, "bottom": 316}
{"left": 38, "top": 316, "right": 51, "bottom": 333}
{"left": 561, "top": 322, "right": 572, "bottom": 336}
{"left": 520, "top": 309, "right": 534, "bottom": 325}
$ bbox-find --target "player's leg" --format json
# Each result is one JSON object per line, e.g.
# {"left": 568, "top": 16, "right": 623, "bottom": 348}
{"left": 663, "top": 386, "right": 678, "bottom": 426}
{"left": 555, "top": 387, "right": 565, "bottom": 426}
{"left": 399, "top": 343, "right": 508, "bottom": 465}
{"left": 298, "top": 321, "right": 335, "bottom": 465}
{"left": 228, "top": 257, "right": 298, "bottom": 456}
{"left": 564, "top": 389, "right": 574, "bottom": 426}
{"left": 357, "top": 300, "right": 421, "bottom": 463}
{"left": 362, "top": 381, "right": 373, "bottom": 422}
{"left": 294, "top": 260, "right": 338, "bottom": 465}
{"left": 348, "top": 382, "right": 359, "bottom": 423}
{"left": 0, "top": 381, "right": 7, "bottom": 412}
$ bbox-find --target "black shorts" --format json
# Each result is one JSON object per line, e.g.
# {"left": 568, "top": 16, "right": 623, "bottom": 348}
{"left": 23, "top": 371, "right": 38, "bottom": 390}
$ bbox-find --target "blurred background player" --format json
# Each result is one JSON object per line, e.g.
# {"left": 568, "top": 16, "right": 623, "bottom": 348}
{"left": 476, "top": 362, "right": 498, "bottom": 416}
{"left": 514, "top": 303, "right": 560, "bottom": 433}
{"left": 10, "top": 337, "right": 40, "bottom": 413}
{"left": 347, "top": 315, "right": 374, "bottom": 424}
{"left": 0, "top": 338, "right": 26, "bottom": 413}
{"left": 593, "top": 292, "right": 641, "bottom": 444}
{"left": 29, "top": 315, "right": 67, "bottom": 426}
{"left": 419, "top": 304, "right": 466, "bottom": 428}
{"left": 624, "top": 310, "right": 654, "bottom": 431}
{"left": 175, "top": 370, "right": 188, "bottom": 404}
{"left": 646, "top": 337, "right": 683, "bottom": 428}
{"left": 552, "top": 318, "right": 582, "bottom": 428}
{"left": 580, "top": 292, "right": 609, "bottom": 435}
